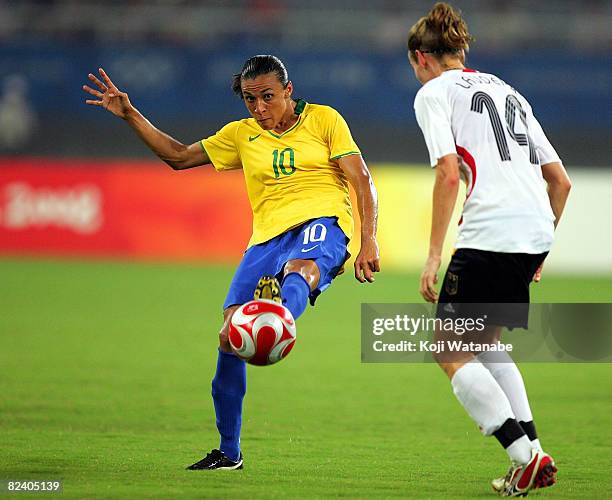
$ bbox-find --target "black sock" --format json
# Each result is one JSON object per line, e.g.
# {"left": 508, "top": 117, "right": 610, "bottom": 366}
{"left": 519, "top": 420, "right": 538, "bottom": 442}
{"left": 493, "top": 418, "right": 526, "bottom": 449}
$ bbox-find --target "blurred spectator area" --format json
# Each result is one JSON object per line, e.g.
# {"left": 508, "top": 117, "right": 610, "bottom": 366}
{"left": 2, "top": 1, "right": 611, "bottom": 50}
{"left": 0, "top": 0, "right": 610, "bottom": 165}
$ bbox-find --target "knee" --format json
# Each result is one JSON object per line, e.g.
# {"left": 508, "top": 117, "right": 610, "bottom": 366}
{"left": 432, "top": 348, "right": 456, "bottom": 368}
{"left": 219, "top": 306, "right": 239, "bottom": 352}
{"left": 432, "top": 350, "right": 444, "bottom": 366}
{"left": 284, "top": 259, "right": 319, "bottom": 289}
{"left": 434, "top": 357, "right": 455, "bottom": 379}
{"left": 434, "top": 353, "right": 474, "bottom": 380}
{"left": 218, "top": 326, "right": 231, "bottom": 352}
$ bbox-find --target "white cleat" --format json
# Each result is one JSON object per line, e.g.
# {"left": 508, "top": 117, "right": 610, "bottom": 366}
{"left": 492, "top": 449, "right": 557, "bottom": 497}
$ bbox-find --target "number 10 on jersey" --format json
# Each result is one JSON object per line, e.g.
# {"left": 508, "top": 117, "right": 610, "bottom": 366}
{"left": 272, "top": 148, "right": 296, "bottom": 178}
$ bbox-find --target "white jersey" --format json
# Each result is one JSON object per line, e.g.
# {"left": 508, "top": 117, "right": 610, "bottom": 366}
{"left": 414, "top": 69, "right": 560, "bottom": 254}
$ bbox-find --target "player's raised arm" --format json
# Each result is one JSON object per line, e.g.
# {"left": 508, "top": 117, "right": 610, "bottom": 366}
{"left": 337, "top": 154, "right": 380, "bottom": 283}
{"left": 82, "top": 68, "right": 209, "bottom": 170}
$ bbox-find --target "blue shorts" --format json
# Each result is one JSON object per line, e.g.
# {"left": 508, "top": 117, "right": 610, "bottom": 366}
{"left": 224, "top": 217, "right": 350, "bottom": 310}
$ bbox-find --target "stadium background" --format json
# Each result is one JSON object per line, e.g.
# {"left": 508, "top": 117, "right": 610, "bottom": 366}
{"left": 1, "top": 1, "right": 611, "bottom": 498}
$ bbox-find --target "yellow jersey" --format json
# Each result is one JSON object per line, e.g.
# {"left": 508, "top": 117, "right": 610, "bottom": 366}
{"left": 200, "top": 99, "right": 360, "bottom": 247}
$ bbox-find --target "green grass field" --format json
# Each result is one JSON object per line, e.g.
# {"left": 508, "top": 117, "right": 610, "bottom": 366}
{"left": 1, "top": 258, "right": 611, "bottom": 498}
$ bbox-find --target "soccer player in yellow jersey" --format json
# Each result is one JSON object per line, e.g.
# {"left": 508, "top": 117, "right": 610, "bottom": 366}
{"left": 83, "top": 55, "right": 380, "bottom": 470}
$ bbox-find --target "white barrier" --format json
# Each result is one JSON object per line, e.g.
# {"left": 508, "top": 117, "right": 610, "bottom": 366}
{"left": 365, "top": 166, "right": 612, "bottom": 275}
{"left": 545, "top": 169, "right": 612, "bottom": 274}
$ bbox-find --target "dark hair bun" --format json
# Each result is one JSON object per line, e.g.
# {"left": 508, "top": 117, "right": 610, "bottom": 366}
{"left": 427, "top": 2, "right": 472, "bottom": 51}
{"left": 408, "top": 2, "right": 474, "bottom": 56}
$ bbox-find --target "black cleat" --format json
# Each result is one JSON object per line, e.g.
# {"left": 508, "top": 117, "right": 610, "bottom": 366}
{"left": 186, "top": 449, "right": 243, "bottom": 470}
{"left": 253, "top": 275, "right": 282, "bottom": 303}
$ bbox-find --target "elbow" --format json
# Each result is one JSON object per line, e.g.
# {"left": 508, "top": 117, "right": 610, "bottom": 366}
{"left": 163, "top": 159, "right": 181, "bottom": 170}
{"left": 550, "top": 175, "right": 572, "bottom": 195}
{"left": 162, "top": 143, "right": 193, "bottom": 170}
{"left": 436, "top": 156, "right": 461, "bottom": 188}
{"left": 562, "top": 177, "right": 572, "bottom": 194}
{"left": 162, "top": 155, "right": 189, "bottom": 170}
{"left": 542, "top": 162, "right": 571, "bottom": 194}
{"left": 441, "top": 172, "right": 460, "bottom": 189}
{"left": 353, "top": 169, "right": 376, "bottom": 192}
{"left": 447, "top": 174, "right": 460, "bottom": 188}
{"left": 364, "top": 170, "right": 376, "bottom": 190}
{"left": 435, "top": 172, "right": 460, "bottom": 194}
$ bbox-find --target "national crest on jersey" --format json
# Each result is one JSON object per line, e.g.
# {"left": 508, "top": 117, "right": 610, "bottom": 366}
{"left": 414, "top": 69, "right": 560, "bottom": 254}
{"left": 201, "top": 100, "right": 359, "bottom": 247}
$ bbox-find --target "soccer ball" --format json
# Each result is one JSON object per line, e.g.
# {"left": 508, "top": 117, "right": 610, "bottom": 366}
{"left": 229, "top": 299, "right": 297, "bottom": 366}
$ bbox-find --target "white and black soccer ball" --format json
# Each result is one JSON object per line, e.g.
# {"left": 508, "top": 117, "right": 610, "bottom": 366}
{"left": 229, "top": 299, "right": 297, "bottom": 366}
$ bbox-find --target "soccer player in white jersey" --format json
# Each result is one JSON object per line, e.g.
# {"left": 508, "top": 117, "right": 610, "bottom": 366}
{"left": 407, "top": 3, "right": 571, "bottom": 497}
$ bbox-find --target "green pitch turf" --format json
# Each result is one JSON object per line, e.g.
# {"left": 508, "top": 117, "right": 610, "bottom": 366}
{"left": 1, "top": 258, "right": 611, "bottom": 498}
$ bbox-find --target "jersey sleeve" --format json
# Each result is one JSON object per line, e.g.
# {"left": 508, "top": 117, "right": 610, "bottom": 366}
{"left": 200, "top": 121, "right": 242, "bottom": 171}
{"left": 414, "top": 90, "right": 456, "bottom": 167}
{"left": 323, "top": 108, "right": 361, "bottom": 160}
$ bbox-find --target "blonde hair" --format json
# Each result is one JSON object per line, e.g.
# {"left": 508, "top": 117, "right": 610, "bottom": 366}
{"left": 408, "top": 2, "right": 474, "bottom": 60}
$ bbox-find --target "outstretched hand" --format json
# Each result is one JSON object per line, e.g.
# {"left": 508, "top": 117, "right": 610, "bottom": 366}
{"left": 82, "top": 68, "right": 134, "bottom": 119}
